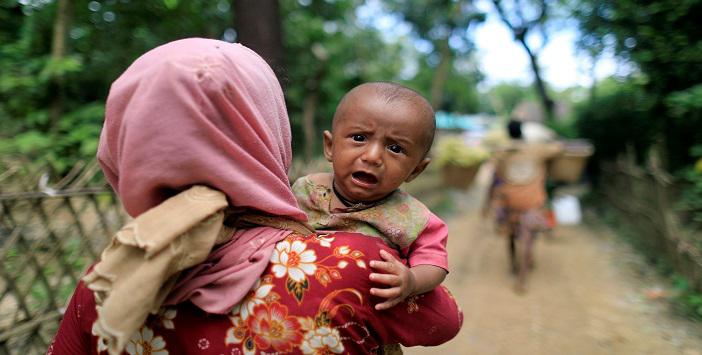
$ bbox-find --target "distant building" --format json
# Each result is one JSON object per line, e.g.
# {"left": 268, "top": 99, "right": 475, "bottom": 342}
{"left": 434, "top": 111, "right": 499, "bottom": 147}
{"left": 435, "top": 111, "right": 496, "bottom": 133}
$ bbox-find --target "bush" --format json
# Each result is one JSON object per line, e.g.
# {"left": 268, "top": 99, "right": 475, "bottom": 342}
{"left": 678, "top": 146, "right": 702, "bottom": 226}
{"left": 574, "top": 78, "right": 657, "bottom": 167}
{"left": 666, "top": 84, "right": 702, "bottom": 170}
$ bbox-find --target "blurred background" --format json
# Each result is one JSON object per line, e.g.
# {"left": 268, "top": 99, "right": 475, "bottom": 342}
{"left": 1, "top": 0, "right": 701, "bottom": 354}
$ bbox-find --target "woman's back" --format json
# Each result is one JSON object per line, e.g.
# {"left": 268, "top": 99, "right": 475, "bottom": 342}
{"left": 49, "top": 38, "right": 462, "bottom": 354}
{"left": 50, "top": 232, "right": 462, "bottom": 354}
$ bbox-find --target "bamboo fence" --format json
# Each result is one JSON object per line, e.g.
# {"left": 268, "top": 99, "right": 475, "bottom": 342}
{"left": 600, "top": 157, "right": 702, "bottom": 292}
{"left": 0, "top": 160, "right": 124, "bottom": 354}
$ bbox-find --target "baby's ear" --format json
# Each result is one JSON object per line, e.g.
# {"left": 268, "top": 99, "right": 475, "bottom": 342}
{"left": 405, "top": 157, "right": 431, "bottom": 183}
{"left": 322, "top": 130, "right": 334, "bottom": 162}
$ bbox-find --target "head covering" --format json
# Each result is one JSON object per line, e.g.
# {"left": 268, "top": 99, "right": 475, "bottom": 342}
{"left": 98, "top": 37, "right": 306, "bottom": 222}
{"left": 87, "top": 38, "right": 312, "bottom": 355}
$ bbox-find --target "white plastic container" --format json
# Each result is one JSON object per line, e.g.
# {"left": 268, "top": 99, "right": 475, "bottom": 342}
{"left": 552, "top": 195, "right": 582, "bottom": 225}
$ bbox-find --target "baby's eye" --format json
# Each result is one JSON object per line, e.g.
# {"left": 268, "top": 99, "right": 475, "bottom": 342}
{"left": 352, "top": 134, "right": 366, "bottom": 142}
{"left": 388, "top": 144, "right": 404, "bottom": 154}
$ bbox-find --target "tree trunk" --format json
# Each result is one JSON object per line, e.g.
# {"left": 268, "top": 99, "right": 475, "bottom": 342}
{"left": 491, "top": 0, "right": 554, "bottom": 123}
{"left": 49, "top": 0, "right": 71, "bottom": 132}
{"left": 430, "top": 37, "right": 452, "bottom": 111}
{"left": 302, "top": 90, "right": 318, "bottom": 162}
{"left": 300, "top": 45, "right": 329, "bottom": 162}
{"left": 517, "top": 37, "right": 554, "bottom": 123}
{"left": 588, "top": 57, "right": 597, "bottom": 101}
{"left": 233, "top": 0, "right": 285, "bottom": 83}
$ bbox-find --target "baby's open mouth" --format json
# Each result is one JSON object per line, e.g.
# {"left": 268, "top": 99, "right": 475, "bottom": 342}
{"left": 352, "top": 171, "right": 378, "bottom": 185}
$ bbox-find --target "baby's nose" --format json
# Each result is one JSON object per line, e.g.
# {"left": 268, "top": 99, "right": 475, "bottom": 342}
{"left": 361, "top": 144, "right": 383, "bottom": 166}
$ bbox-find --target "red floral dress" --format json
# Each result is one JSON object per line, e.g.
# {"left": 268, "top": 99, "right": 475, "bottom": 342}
{"left": 48, "top": 232, "right": 462, "bottom": 354}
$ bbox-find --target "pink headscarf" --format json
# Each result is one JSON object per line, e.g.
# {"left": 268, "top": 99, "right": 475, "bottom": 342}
{"left": 96, "top": 38, "right": 307, "bottom": 313}
{"left": 98, "top": 38, "right": 306, "bottom": 222}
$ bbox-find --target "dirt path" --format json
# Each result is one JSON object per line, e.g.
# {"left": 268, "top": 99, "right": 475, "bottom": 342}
{"left": 405, "top": 167, "right": 702, "bottom": 355}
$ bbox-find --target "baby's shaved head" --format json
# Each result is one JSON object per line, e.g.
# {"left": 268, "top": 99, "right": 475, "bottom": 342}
{"left": 333, "top": 82, "right": 436, "bottom": 154}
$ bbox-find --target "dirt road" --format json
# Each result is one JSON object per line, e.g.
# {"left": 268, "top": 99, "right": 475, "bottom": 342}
{"left": 405, "top": 168, "right": 702, "bottom": 355}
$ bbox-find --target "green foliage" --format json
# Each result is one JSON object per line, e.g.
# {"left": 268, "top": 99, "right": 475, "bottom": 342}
{"left": 0, "top": 0, "right": 493, "bottom": 171}
{"left": 667, "top": 85, "right": 702, "bottom": 117}
{"left": 406, "top": 57, "right": 483, "bottom": 113}
{"left": 0, "top": 0, "right": 233, "bottom": 173}
{"left": 574, "top": 77, "right": 657, "bottom": 165}
{"left": 384, "top": 0, "right": 484, "bottom": 111}
{"left": 678, "top": 146, "right": 702, "bottom": 226}
{"left": 281, "top": 0, "right": 413, "bottom": 155}
{"left": 486, "top": 82, "right": 535, "bottom": 118}
{"left": 5, "top": 131, "right": 53, "bottom": 154}
{"left": 433, "top": 136, "right": 489, "bottom": 168}
{"left": 668, "top": 86, "right": 702, "bottom": 226}
{"left": 163, "top": 0, "right": 180, "bottom": 10}
{"left": 665, "top": 85, "right": 702, "bottom": 166}
{"left": 571, "top": 0, "right": 702, "bottom": 170}
{"left": 548, "top": 117, "right": 579, "bottom": 139}
{"left": 384, "top": 0, "right": 484, "bottom": 52}
{"left": 40, "top": 56, "right": 83, "bottom": 81}
{"left": 672, "top": 275, "right": 702, "bottom": 320}
{"left": 572, "top": 0, "right": 702, "bottom": 95}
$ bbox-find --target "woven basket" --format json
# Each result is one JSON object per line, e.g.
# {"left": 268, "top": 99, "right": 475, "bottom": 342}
{"left": 442, "top": 163, "right": 481, "bottom": 189}
{"left": 549, "top": 140, "right": 593, "bottom": 183}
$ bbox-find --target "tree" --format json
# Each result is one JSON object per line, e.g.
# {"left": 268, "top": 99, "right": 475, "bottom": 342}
{"left": 491, "top": 0, "right": 556, "bottom": 123}
{"left": 281, "top": 0, "right": 407, "bottom": 160}
{"left": 487, "top": 82, "right": 533, "bottom": 118}
{"left": 233, "top": 0, "right": 285, "bottom": 80}
{"left": 407, "top": 56, "right": 483, "bottom": 113}
{"left": 571, "top": 0, "right": 702, "bottom": 168}
{"left": 0, "top": 0, "right": 456, "bottom": 170}
{"left": 0, "top": 0, "right": 233, "bottom": 171}
{"left": 385, "top": 0, "right": 484, "bottom": 110}
{"left": 48, "top": 0, "right": 72, "bottom": 132}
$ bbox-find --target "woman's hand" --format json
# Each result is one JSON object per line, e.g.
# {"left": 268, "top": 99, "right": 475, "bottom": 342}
{"left": 369, "top": 250, "right": 416, "bottom": 310}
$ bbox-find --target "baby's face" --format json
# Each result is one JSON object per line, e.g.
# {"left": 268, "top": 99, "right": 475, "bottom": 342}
{"left": 323, "top": 91, "right": 431, "bottom": 203}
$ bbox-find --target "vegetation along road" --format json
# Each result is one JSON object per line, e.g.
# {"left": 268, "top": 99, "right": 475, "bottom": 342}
{"left": 404, "top": 167, "right": 702, "bottom": 355}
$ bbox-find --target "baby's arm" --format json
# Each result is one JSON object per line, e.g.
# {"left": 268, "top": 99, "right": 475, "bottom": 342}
{"left": 410, "top": 264, "right": 447, "bottom": 295}
{"left": 369, "top": 250, "right": 447, "bottom": 310}
{"left": 370, "top": 211, "right": 449, "bottom": 310}
{"left": 405, "top": 212, "right": 449, "bottom": 295}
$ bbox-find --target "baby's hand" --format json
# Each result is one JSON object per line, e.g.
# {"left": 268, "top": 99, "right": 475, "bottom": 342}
{"left": 369, "top": 249, "right": 415, "bottom": 310}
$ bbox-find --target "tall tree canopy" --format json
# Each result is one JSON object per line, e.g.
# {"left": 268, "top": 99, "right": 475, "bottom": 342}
{"left": 384, "top": 0, "right": 485, "bottom": 110}
{"left": 571, "top": 0, "right": 702, "bottom": 168}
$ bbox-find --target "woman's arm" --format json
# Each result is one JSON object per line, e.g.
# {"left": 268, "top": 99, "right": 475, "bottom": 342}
{"left": 333, "top": 233, "right": 462, "bottom": 347}
{"left": 48, "top": 281, "right": 96, "bottom": 355}
{"left": 47, "top": 232, "right": 463, "bottom": 354}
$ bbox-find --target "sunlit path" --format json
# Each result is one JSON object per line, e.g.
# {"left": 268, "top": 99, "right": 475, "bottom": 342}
{"left": 405, "top": 167, "right": 702, "bottom": 355}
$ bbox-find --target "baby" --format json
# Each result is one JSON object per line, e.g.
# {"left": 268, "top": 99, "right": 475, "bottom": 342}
{"left": 293, "top": 82, "right": 448, "bottom": 310}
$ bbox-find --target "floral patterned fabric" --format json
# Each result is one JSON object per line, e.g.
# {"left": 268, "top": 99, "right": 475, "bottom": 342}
{"left": 49, "top": 232, "right": 463, "bottom": 354}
